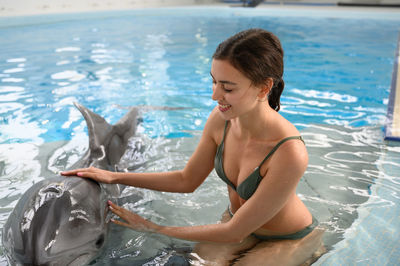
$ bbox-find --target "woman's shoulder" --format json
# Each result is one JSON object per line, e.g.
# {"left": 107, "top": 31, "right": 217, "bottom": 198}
{"left": 272, "top": 131, "right": 308, "bottom": 173}
{"left": 269, "top": 114, "right": 308, "bottom": 165}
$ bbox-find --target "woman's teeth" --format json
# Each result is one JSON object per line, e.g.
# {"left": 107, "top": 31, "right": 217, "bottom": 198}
{"left": 219, "top": 104, "right": 231, "bottom": 112}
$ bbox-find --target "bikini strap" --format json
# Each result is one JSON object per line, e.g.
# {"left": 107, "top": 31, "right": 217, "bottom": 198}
{"left": 221, "top": 121, "right": 229, "bottom": 144}
{"left": 258, "top": 136, "right": 305, "bottom": 167}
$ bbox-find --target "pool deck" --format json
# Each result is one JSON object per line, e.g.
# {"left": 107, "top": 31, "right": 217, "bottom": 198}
{"left": 385, "top": 34, "right": 400, "bottom": 141}
{"left": 1, "top": 0, "right": 400, "bottom": 17}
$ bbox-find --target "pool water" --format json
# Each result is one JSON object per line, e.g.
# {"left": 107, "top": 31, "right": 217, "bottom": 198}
{"left": 1, "top": 7, "right": 400, "bottom": 265}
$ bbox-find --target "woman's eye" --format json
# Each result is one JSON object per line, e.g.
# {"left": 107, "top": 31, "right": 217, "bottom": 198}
{"left": 211, "top": 80, "right": 233, "bottom": 92}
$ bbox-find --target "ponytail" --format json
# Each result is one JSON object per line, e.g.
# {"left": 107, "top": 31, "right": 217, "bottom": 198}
{"left": 268, "top": 78, "right": 284, "bottom": 111}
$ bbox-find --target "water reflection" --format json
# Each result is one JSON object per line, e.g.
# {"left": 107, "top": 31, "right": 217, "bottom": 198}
{"left": 0, "top": 143, "right": 41, "bottom": 203}
{"left": 315, "top": 140, "right": 400, "bottom": 265}
{"left": 298, "top": 124, "right": 398, "bottom": 251}
{"left": 291, "top": 88, "right": 358, "bottom": 103}
{"left": 139, "top": 34, "right": 171, "bottom": 92}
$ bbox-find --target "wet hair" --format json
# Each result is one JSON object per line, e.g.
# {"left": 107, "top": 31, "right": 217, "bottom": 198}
{"left": 213, "top": 28, "right": 284, "bottom": 111}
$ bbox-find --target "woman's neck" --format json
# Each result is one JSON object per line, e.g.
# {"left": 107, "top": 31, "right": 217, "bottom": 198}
{"left": 230, "top": 103, "right": 277, "bottom": 141}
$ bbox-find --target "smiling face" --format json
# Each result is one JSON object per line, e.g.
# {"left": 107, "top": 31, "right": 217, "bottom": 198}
{"left": 212, "top": 29, "right": 285, "bottom": 112}
{"left": 210, "top": 59, "right": 266, "bottom": 120}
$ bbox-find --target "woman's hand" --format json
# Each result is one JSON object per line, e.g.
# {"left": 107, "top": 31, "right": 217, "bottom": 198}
{"left": 60, "top": 167, "right": 116, "bottom": 184}
{"left": 108, "top": 201, "right": 161, "bottom": 233}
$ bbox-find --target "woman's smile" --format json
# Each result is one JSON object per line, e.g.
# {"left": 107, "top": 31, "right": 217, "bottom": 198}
{"left": 218, "top": 103, "right": 232, "bottom": 112}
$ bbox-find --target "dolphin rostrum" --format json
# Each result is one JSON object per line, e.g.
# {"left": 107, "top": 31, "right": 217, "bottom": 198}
{"left": 2, "top": 103, "right": 139, "bottom": 266}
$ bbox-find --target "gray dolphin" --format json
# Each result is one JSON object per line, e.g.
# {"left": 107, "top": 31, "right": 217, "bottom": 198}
{"left": 2, "top": 103, "right": 139, "bottom": 266}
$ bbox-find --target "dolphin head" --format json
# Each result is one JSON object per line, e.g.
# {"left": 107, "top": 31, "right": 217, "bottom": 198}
{"left": 2, "top": 103, "right": 140, "bottom": 265}
{"left": 2, "top": 176, "right": 109, "bottom": 265}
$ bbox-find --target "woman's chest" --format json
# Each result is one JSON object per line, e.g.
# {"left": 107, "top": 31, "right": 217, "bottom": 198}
{"left": 222, "top": 136, "right": 274, "bottom": 188}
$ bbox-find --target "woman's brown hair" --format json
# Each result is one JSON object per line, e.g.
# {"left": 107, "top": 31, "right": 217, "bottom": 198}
{"left": 213, "top": 28, "right": 284, "bottom": 111}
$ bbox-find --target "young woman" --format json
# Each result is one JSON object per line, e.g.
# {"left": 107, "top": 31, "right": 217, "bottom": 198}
{"left": 62, "top": 28, "right": 323, "bottom": 264}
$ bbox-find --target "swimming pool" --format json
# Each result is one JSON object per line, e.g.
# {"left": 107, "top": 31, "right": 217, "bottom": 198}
{"left": 1, "top": 6, "right": 400, "bottom": 265}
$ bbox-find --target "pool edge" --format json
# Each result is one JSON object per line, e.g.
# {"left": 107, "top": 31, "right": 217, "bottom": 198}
{"left": 384, "top": 32, "right": 400, "bottom": 142}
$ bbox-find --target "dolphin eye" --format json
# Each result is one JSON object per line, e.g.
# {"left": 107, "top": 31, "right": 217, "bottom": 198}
{"left": 95, "top": 234, "right": 105, "bottom": 248}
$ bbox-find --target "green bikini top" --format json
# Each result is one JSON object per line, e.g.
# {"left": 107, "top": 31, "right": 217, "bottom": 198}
{"left": 214, "top": 121, "right": 304, "bottom": 200}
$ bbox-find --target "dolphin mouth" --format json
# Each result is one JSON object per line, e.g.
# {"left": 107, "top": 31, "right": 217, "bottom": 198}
{"left": 68, "top": 253, "right": 93, "bottom": 266}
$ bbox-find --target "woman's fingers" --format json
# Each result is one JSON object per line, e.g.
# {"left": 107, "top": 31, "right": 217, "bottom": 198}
{"left": 107, "top": 200, "right": 120, "bottom": 211}
{"left": 111, "top": 218, "right": 131, "bottom": 228}
{"left": 60, "top": 168, "right": 88, "bottom": 176}
{"left": 108, "top": 201, "right": 128, "bottom": 217}
{"left": 60, "top": 167, "right": 110, "bottom": 183}
{"left": 108, "top": 201, "right": 150, "bottom": 231}
{"left": 77, "top": 171, "right": 97, "bottom": 179}
{"left": 108, "top": 201, "right": 144, "bottom": 225}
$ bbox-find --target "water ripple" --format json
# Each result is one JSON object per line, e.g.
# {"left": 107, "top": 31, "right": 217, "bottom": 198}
{"left": 296, "top": 123, "right": 397, "bottom": 247}
{"left": 291, "top": 88, "right": 358, "bottom": 103}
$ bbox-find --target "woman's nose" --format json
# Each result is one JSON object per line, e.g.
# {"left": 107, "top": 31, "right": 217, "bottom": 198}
{"left": 211, "top": 83, "right": 223, "bottom": 101}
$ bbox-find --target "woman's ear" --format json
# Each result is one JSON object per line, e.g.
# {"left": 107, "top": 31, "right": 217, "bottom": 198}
{"left": 257, "top": 78, "right": 274, "bottom": 101}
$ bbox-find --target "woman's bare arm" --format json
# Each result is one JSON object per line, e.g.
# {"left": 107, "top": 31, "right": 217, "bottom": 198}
{"left": 107, "top": 139, "right": 308, "bottom": 244}
{"left": 61, "top": 108, "right": 223, "bottom": 193}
